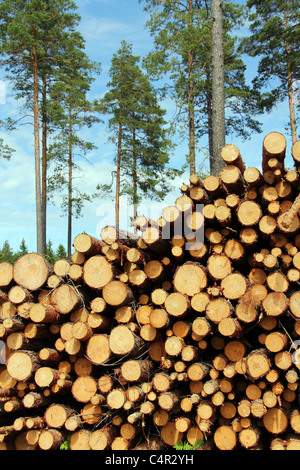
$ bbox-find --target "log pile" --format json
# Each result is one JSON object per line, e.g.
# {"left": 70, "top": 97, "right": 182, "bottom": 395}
{"left": 0, "top": 131, "right": 300, "bottom": 451}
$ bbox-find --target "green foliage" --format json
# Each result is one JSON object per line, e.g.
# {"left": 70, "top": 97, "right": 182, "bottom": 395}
{"left": 240, "top": 0, "right": 300, "bottom": 138}
{"left": 60, "top": 435, "right": 70, "bottom": 450}
{"left": 173, "top": 439, "right": 204, "bottom": 450}
{"left": 98, "top": 40, "right": 181, "bottom": 209}
{"left": 0, "top": 239, "right": 67, "bottom": 265}
{"left": 140, "top": 0, "right": 262, "bottom": 169}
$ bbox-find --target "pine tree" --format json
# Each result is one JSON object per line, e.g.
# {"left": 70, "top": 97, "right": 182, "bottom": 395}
{"left": 0, "top": 0, "right": 85, "bottom": 255}
{"left": 47, "top": 46, "right": 101, "bottom": 260}
{"left": 97, "top": 41, "right": 179, "bottom": 229}
{"left": 140, "top": 0, "right": 261, "bottom": 175}
{"left": 0, "top": 240, "right": 16, "bottom": 264}
{"left": 240, "top": 0, "right": 300, "bottom": 143}
{"left": 17, "top": 239, "right": 29, "bottom": 258}
{"left": 211, "top": 0, "right": 225, "bottom": 176}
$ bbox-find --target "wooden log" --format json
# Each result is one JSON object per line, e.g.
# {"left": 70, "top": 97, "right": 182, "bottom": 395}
{"left": 44, "top": 404, "right": 76, "bottom": 429}
{"left": 263, "top": 407, "right": 288, "bottom": 435}
{"left": 102, "top": 280, "right": 133, "bottom": 307}
{"left": 245, "top": 349, "right": 271, "bottom": 380}
{"left": 164, "top": 292, "right": 190, "bottom": 319}
{"left": 7, "top": 350, "right": 41, "bottom": 382}
{"left": 0, "top": 262, "right": 13, "bottom": 288}
{"left": 221, "top": 144, "right": 246, "bottom": 172}
{"left": 83, "top": 255, "right": 114, "bottom": 290}
{"left": 71, "top": 376, "right": 97, "bottom": 403}
{"left": 173, "top": 262, "right": 207, "bottom": 297}
{"left": 50, "top": 284, "right": 81, "bottom": 315}
{"left": 213, "top": 425, "right": 237, "bottom": 450}
{"left": 86, "top": 334, "right": 111, "bottom": 365}
{"left": 237, "top": 200, "right": 262, "bottom": 227}
{"left": 121, "top": 359, "right": 152, "bottom": 383}
{"left": 38, "top": 428, "right": 65, "bottom": 450}
{"left": 13, "top": 254, "right": 50, "bottom": 291}
{"left": 109, "top": 325, "right": 144, "bottom": 357}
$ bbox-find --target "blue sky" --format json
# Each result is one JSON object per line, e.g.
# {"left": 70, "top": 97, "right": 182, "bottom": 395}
{"left": 0, "top": 0, "right": 295, "bottom": 253}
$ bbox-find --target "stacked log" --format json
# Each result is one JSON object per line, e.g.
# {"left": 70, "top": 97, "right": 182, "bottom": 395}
{"left": 0, "top": 131, "right": 300, "bottom": 451}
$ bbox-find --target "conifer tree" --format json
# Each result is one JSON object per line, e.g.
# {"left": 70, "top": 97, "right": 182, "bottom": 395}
{"left": 240, "top": 0, "right": 299, "bottom": 143}
{"left": 0, "top": 0, "right": 85, "bottom": 254}
{"left": 97, "top": 41, "right": 179, "bottom": 229}
{"left": 140, "top": 0, "right": 261, "bottom": 175}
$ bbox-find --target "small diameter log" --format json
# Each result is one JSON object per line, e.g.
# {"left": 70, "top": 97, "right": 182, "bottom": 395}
{"left": 187, "top": 362, "right": 210, "bottom": 381}
{"left": 207, "top": 254, "right": 232, "bottom": 281}
{"left": 237, "top": 201, "right": 262, "bottom": 227}
{"left": 13, "top": 254, "right": 50, "bottom": 291}
{"left": 158, "top": 390, "right": 181, "bottom": 411}
{"left": 206, "top": 298, "right": 233, "bottom": 324}
{"left": 262, "top": 292, "right": 288, "bottom": 317}
{"left": 8, "top": 286, "right": 33, "bottom": 305}
{"left": 34, "top": 367, "right": 60, "bottom": 388}
{"left": 73, "top": 233, "right": 105, "bottom": 257}
{"left": 239, "top": 426, "right": 261, "bottom": 449}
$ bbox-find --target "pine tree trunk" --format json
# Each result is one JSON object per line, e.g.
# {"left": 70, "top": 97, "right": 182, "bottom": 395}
{"left": 68, "top": 105, "right": 73, "bottom": 261}
{"left": 41, "top": 73, "right": 47, "bottom": 257}
{"left": 211, "top": 0, "right": 225, "bottom": 176}
{"left": 116, "top": 121, "right": 122, "bottom": 231}
{"left": 32, "top": 39, "right": 43, "bottom": 255}
{"left": 284, "top": 9, "right": 297, "bottom": 144}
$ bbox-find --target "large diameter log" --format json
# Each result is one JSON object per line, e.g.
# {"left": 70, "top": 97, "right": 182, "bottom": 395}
{"left": 246, "top": 349, "right": 271, "bottom": 380}
{"left": 13, "top": 254, "right": 50, "bottom": 291}
{"left": 263, "top": 131, "right": 286, "bottom": 160}
{"left": 0, "top": 262, "right": 13, "bottom": 288}
{"left": 50, "top": 285, "right": 81, "bottom": 314}
{"left": 121, "top": 359, "right": 152, "bottom": 383}
{"left": 109, "top": 325, "right": 144, "bottom": 357}
{"left": 102, "top": 281, "right": 133, "bottom": 307}
{"left": 173, "top": 262, "right": 207, "bottom": 297}
{"left": 71, "top": 376, "right": 97, "bottom": 403}
{"left": 263, "top": 408, "right": 288, "bottom": 435}
{"left": 86, "top": 334, "right": 111, "bottom": 365}
{"left": 237, "top": 201, "right": 262, "bottom": 227}
{"left": 83, "top": 255, "right": 114, "bottom": 290}
{"left": 7, "top": 350, "right": 40, "bottom": 382}
{"left": 214, "top": 425, "right": 237, "bottom": 450}
{"left": 44, "top": 404, "right": 76, "bottom": 429}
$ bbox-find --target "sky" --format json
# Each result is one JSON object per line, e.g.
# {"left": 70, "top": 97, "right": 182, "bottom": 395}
{"left": 0, "top": 0, "right": 296, "bottom": 254}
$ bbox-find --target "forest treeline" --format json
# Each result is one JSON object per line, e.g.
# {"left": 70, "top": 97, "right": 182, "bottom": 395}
{"left": 0, "top": 239, "right": 67, "bottom": 265}
{"left": 0, "top": 0, "right": 299, "bottom": 259}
